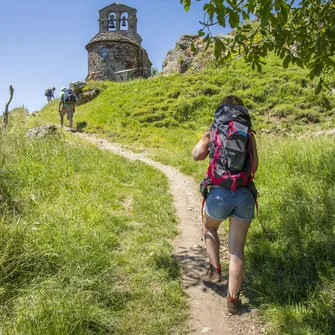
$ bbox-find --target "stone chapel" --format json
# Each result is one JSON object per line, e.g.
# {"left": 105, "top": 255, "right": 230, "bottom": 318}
{"left": 85, "top": 3, "right": 152, "bottom": 82}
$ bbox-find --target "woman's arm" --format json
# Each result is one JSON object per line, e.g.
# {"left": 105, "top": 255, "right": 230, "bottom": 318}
{"left": 192, "top": 130, "right": 210, "bottom": 161}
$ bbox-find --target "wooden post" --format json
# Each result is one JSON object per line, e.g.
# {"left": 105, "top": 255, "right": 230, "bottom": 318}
{"left": 3, "top": 85, "right": 14, "bottom": 130}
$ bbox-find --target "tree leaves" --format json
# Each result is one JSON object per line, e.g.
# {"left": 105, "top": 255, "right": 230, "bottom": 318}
{"left": 260, "top": 2, "right": 272, "bottom": 26}
{"left": 315, "top": 78, "right": 323, "bottom": 95}
{"left": 181, "top": 0, "right": 191, "bottom": 12}
{"left": 242, "top": 10, "right": 249, "bottom": 22}
{"left": 226, "top": 8, "right": 240, "bottom": 28}
{"left": 180, "top": 0, "right": 335, "bottom": 94}
{"left": 314, "top": 63, "right": 323, "bottom": 77}
{"left": 280, "top": 4, "right": 288, "bottom": 23}
{"left": 324, "top": 57, "right": 335, "bottom": 67}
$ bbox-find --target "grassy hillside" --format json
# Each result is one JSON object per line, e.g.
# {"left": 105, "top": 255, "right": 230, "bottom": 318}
{"left": 248, "top": 136, "right": 335, "bottom": 334}
{"left": 39, "top": 53, "right": 335, "bottom": 134}
{"left": 34, "top": 53, "right": 334, "bottom": 177}
{"left": 9, "top": 53, "right": 335, "bottom": 334}
{"left": 0, "top": 109, "right": 187, "bottom": 334}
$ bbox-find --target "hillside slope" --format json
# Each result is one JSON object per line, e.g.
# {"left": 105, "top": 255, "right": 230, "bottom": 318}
{"left": 28, "top": 52, "right": 335, "bottom": 335}
{"left": 38, "top": 53, "right": 334, "bottom": 134}
{"left": 33, "top": 53, "right": 335, "bottom": 179}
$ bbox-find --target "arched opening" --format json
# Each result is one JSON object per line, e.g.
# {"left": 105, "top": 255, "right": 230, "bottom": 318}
{"left": 120, "top": 12, "right": 128, "bottom": 31}
{"left": 108, "top": 12, "right": 116, "bottom": 31}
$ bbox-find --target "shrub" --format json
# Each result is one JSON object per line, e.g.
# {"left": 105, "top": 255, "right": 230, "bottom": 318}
{"left": 84, "top": 81, "right": 109, "bottom": 93}
{"left": 153, "top": 117, "right": 180, "bottom": 128}
{"left": 295, "top": 110, "right": 321, "bottom": 123}
{"left": 271, "top": 104, "right": 300, "bottom": 118}
{"left": 137, "top": 111, "right": 166, "bottom": 124}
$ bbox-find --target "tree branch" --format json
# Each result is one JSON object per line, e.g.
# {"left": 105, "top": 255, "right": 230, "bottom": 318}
{"left": 4, "top": 85, "right": 14, "bottom": 130}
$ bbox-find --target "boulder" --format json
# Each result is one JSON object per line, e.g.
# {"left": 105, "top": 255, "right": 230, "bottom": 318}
{"left": 76, "top": 89, "right": 100, "bottom": 106}
{"left": 161, "top": 33, "right": 235, "bottom": 75}
{"left": 162, "top": 35, "right": 199, "bottom": 74}
{"left": 69, "top": 81, "right": 87, "bottom": 94}
{"left": 25, "top": 124, "right": 60, "bottom": 138}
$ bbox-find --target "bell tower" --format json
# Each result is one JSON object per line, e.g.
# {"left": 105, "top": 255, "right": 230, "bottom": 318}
{"left": 97, "top": 3, "right": 142, "bottom": 45}
{"left": 85, "top": 3, "right": 151, "bottom": 82}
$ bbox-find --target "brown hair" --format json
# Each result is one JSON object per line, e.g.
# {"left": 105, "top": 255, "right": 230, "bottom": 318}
{"left": 221, "top": 95, "right": 244, "bottom": 106}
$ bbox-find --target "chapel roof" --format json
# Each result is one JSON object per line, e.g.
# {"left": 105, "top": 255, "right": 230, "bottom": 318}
{"left": 85, "top": 32, "right": 139, "bottom": 49}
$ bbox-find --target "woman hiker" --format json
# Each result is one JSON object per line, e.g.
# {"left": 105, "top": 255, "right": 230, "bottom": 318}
{"left": 192, "top": 95, "right": 259, "bottom": 314}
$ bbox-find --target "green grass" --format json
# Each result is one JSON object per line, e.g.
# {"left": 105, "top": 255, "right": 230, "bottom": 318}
{"left": 6, "top": 51, "right": 335, "bottom": 334}
{"left": 0, "top": 111, "right": 187, "bottom": 334}
{"left": 37, "top": 54, "right": 335, "bottom": 136}
{"left": 245, "top": 136, "right": 335, "bottom": 335}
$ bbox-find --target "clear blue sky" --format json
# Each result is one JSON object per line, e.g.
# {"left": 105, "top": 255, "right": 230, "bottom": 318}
{"left": 0, "top": 0, "right": 229, "bottom": 113}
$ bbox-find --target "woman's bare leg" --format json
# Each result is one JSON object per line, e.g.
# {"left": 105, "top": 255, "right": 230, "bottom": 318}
{"left": 228, "top": 217, "right": 251, "bottom": 297}
{"left": 203, "top": 214, "right": 222, "bottom": 267}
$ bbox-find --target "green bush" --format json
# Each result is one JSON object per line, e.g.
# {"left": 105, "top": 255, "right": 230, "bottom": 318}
{"left": 153, "top": 117, "right": 180, "bottom": 128}
{"left": 294, "top": 109, "right": 321, "bottom": 123}
{"left": 271, "top": 104, "right": 300, "bottom": 118}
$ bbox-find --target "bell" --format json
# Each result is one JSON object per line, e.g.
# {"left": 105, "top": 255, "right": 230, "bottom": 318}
{"left": 108, "top": 14, "right": 116, "bottom": 29}
{"left": 121, "top": 16, "right": 127, "bottom": 27}
{"left": 108, "top": 20, "right": 116, "bottom": 29}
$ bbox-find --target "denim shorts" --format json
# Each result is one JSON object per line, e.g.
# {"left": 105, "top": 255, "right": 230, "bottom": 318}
{"left": 205, "top": 186, "right": 255, "bottom": 221}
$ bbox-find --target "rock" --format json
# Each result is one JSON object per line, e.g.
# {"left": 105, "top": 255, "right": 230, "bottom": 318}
{"left": 201, "top": 327, "right": 211, "bottom": 333}
{"left": 76, "top": 89, "right": 100, "bottom": 106}
{"left": 177, "top": 34, "right": 198, "bottom": 50}
{"left": 162, "top": 34, "right": 199, "bottom": 74}
{"left": 25, "top": 124, "right": 60, "bottom": 138}
{"left": 69, "top": 81, "right": 87, "bottom": 94}
{"left": 161, "top": 33, "right": 237, "bottom": 75}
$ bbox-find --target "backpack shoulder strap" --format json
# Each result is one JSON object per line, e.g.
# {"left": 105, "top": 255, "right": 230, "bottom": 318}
{"left": 247, "top": 130, "right": 256, "bottom": 181}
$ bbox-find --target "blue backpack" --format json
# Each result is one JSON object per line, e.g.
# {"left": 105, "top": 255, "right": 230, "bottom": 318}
{"left": 62, "top": 89, "right": 77, "bottom": 104}
{"left": 44, "top": 88, "right": 52, "bottom": 96}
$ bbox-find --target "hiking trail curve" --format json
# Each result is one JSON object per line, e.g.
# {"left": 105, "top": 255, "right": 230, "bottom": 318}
{"left": 77, "top": 132, "right": 267, "bottom": 335}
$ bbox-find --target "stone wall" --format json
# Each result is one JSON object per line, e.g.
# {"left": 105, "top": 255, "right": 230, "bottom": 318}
{"left": 139, "top": 48, "right": 152, "bottom": 73}
{"left": 87, "top": 42, "right": 139, "bottom": 81}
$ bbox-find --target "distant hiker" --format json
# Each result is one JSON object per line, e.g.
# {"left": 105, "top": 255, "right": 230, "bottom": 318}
{"left": 58, "top": 87, "right": 77, "bottom": 131}
{"left": 45, "top": 87, "right": 56, "bottom": 103}
{"left": 192, "top": 95, "right": 258, "bottom": 314}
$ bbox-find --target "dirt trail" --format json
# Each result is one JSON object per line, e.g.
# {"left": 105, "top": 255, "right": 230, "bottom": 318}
{"left": 76, "top": 132, "right": 265, "bottom": 335}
